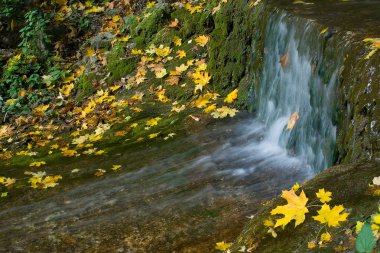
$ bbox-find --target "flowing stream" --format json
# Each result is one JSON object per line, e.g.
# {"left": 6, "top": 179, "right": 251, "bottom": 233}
{"left": 0, "top": 11, "right": 343, "bottom": 253}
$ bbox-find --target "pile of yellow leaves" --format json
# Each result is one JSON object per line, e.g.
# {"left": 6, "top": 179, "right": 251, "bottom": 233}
{"left": 25, "top": 171, "right": 62, "bottom": 189}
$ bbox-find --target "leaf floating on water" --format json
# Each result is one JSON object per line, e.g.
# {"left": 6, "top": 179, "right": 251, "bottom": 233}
{"left": 320, "top": 28, "right": 328, "bottom": 34}
{"left": 211, "top": 106, "right": 238, "bottom": 119}
{"left": 287, "top": 112, "right": 299, "bottom": 130}
{"left": 279, "top": 52, "right": 290, "bottom": 67}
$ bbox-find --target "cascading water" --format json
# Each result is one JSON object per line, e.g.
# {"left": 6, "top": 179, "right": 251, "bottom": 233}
{"left": 256, "top": 12, "right": 342, "bottom": 172}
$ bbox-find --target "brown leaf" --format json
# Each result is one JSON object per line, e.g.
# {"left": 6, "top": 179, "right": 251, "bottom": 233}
{"left": 280, "top": 52, "right": 290, "bottom": 68}
{"left": 165, "top": 76, "right": 180, "bottom": 86}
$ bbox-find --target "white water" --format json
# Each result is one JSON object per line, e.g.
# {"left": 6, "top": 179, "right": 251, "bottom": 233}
{"left": 256, "top": 13, "right": 341, "bottom": 172}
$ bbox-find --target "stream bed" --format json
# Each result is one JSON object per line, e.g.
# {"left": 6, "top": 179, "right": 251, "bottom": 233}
{"left": 0, "top": 114, "right": 310, "bottom": 252}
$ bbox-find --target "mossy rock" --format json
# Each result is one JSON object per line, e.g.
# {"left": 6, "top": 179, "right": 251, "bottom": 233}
{"left": 76, "top": 72, "right": 97, "bottom": 102}
{"left": 208, "top": 0, "right": 268, "bottom": 109}
{"left": 132, "top": 5, "right": 171, "bottom": 45}
{"left": 106, "top": 42, "right": 138, "bottom": 83}
{"left": 231, "top": 162, "right": 380, "bottom": 253}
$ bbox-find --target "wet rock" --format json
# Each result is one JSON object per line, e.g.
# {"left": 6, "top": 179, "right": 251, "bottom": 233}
{"left": 90, "top": 32, "right": 114, "bottom": 49}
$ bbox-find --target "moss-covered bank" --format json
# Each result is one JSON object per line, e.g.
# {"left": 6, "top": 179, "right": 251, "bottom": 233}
{"left": 230, "top": 162, "right": 380, "bottom": 252}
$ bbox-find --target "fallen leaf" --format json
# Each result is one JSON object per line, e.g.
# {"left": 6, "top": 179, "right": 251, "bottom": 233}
{"left": 224, "top": 89, "right": 238, "bottom": 103}
{"left": 270, "top": 189, "right": 309, "bottom": 228}
{"left": 313, "top": 204, "right": 349, "bottom": 227}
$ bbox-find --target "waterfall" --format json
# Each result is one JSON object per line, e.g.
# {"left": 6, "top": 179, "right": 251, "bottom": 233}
{"left": 256, "top": 12, "right": 343, "bottom": 172}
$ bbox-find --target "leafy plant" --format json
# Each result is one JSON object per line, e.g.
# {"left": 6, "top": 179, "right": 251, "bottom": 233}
{"left": 18, "top": 10, "right": 51, "bottom": 59}
{"left": 355, "top": 222, "right": 376, "bottom": 253}
{"left": 0, "top": 0, "right": 25, "bottom": 18}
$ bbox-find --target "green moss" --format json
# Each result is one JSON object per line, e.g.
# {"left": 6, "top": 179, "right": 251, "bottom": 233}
{"left": 171, "top": 8, "right": 214, "bottom": 40}
{"left": 106, "top": 42, "right": 138, "bottom": 83}
{"left": 132, "top": 5, "right": 171, "bottom": 45}
{"left": 76, "top": 73, "right": 96, "bottom": 102}
{"left": 151, "top": 28, "right": 179, "bottom": 46}
{"left": 207, "top": 0, "right": 267, "bottom": 110}
{"left": 133, "top": 36, "right": 146, "bottom": 48}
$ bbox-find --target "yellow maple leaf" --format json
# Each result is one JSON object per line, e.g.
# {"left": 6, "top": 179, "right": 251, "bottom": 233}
{"left": 270, "top": 189, "right": 309, "bottom": 228}
{"left": 30, "top": 161, "right": 46, "bottom": 167}
{"left": 224, "top": 88, "right": 238, "bottom": 103}
{"left": 59, "top": 83, "right": 74, "bottom": 97}
{"left": 109, "top": 85, "right": 121, "bottom": 92}
{"left": 215, "top": 241, "right": 232, "bottom": 251}
{"left": 172, "top": 36, "right": 182, "bottom": 46}
{"left": 111, "top": 165, "right": 122, "bottom": 171}
{"left": 155, "top": 45, "right": 171, "bottom": 57}
{"left": 63, "top": 74, "right": 75, "bottom": 83}
{"left": 95, "top": 150, "right": 105, "bottom": 155}
{"left": 132, "top": 92, "right": 144, "bottom": 101}
{"left": 155, "top": 68, "right": 167, "bottom": 78}
{"left": 319, "top": 232, "right": 332, "bottom": 244}
{"left": 81, "top": 100, "right": 96, "bottom": 118}
{"left": 61, "top": 149, "right": 77, "bottom": 157}
{"left": 42, "top": 175, "right": 63, "bottom": 189}
{"left": 131, "top": 49, "right": 144, "bottom": 55}
{"left": 195, "top": 35, "right": 209, "bottom": 47}
{"left": 146, "top": 1, "right": 156, "bottom": 8}
{"left": 2, "top": 177, "right": 16, "bottom": 187}
{"left": 149, "top": 132, "right": 160, "bottom": 139}
{"left": 307, "top": 241, "right": 316, "bottom": 249}
{"left": 313, "top": 204, "right": 349, "bottom": 227}
{"left": 194, "top": 93, "right": 213, "bottom": 108}
{"left": 316, "top": 188, "right": 332, "bottom": 203}
{"left": 204, "top": 103, "right": 216, "bottom": 113}
{"left": 84, "top": 47, "right": 95, "bottom": 57}
{"left": 33, "top": 104, "right": 50, "bottom": 115}
{"left": 176, "top": 50, "right": 186, "bottom": 59}
{"left": 146, "top": 117, "right": 161, "bottom": 127}
{"left": 211, "top": 106, "right": 238, "bottom": 118}
{"left": 176, "top": 64, "right": 189, "bottom": 73}
{"left": 86, "top": 6, "right": 104, "bottom": 13}
{"left": 192, "top": 71, "right": 211, "bottom": 86}
{"left": 116, "top": 35, "right": 131, "bottom": 42}
{"left": 292, "top": 183, "right": 300, "bottom": 192}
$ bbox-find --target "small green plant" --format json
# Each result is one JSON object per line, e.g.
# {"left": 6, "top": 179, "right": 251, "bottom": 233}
{"left": 355, "top": 222, "right": 376, "bottom": 253}
{"left": 0, "top": 0, "right": 25, "bottom": 18}
{"left": 18, "top": 10, "right": 51, "bottom": 59}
